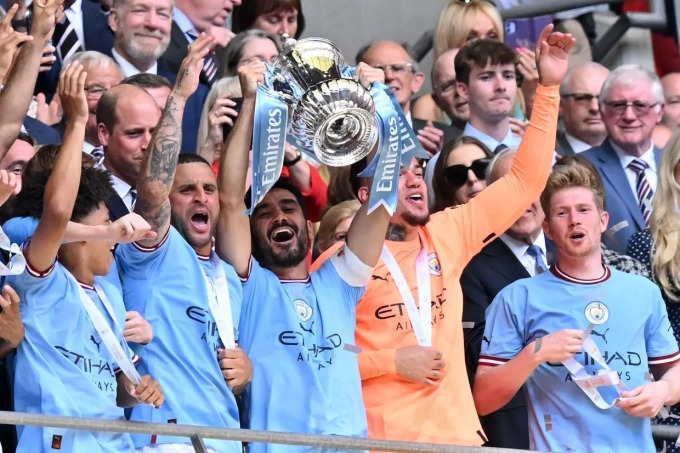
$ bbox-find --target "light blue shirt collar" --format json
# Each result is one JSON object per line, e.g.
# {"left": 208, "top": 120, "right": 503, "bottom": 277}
{"left": 463, "top": 122, "right": 522, "bottom": 152}
{"left": 173, "top": 8, "right": 195, "bottom": 36}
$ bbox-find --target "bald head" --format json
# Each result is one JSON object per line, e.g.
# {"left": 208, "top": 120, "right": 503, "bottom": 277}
{"left": 96, "top": 84, "right": 157, "bottom": 133}
{"left": 432, "top": 48, "right": 468, "bottom": 123}
{"left": 358, "top": 40, "right": 423, "bottom": 111}
{"left": 486, "top": 149, "right": 515, "bottom": 184}
{"left": 662, "top": 72, "right": 680, "bottom": 128}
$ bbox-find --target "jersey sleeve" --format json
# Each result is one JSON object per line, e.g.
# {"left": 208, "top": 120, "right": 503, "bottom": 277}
{"left": 329, "top": 243, "right": 373, "bottom": 288}
{"left": 478, "top": 283, "right": 528, "bottom": 367}
{"left": 645, "top": 285, "right": 680, "bottom": 367}
{"left": 426, "top": 85, "right": 559, "bottom": 264}
{"left": 358, "top": 349, "right": 397, "bottom": 380}
{"left": 316, "top": 255, "right": 366, "bottom": 308}
{"left": 114, "top": 228, "right": 171, "bottom": 274}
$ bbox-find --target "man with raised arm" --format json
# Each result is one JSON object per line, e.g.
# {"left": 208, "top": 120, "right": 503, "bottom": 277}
{"left": 216, "top": 60, "right": 388, "bottom": 452}
{"left": 320, "top": 26, "right": 574, "bottom": 446}
{"left": 10, "top": 61, "right": 164, "bottom": 453}
{"left": 115, "top": 34, "right": 250, "bottom": 453}
{"left": 475, "top": 158, "right": 680, "bottom": 452}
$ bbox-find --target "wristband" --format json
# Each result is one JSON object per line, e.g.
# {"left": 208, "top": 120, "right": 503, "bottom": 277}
{"left": 284, "top": 150, "right": 302, "bottom": 167}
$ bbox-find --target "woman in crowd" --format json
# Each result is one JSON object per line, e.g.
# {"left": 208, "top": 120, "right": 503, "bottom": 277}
{"left": 627, "top": 130, "right": 680, "bottom": 453}
{"left": 414, "top": 0, "right": 537, "bottom": 122}
{"left": 430, "top": 136, "right": 493, "bottom": 212}
{"left": 218, "top": 29, "right": 281, "bottom": 78}
{"left": 314, "top": 199, "right": 360, "bottom": 257}
{"left": 231, "top": 0, "right": 305, "bottom": 39}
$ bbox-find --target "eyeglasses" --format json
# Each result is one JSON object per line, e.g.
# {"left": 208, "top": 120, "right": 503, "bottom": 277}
{"left": 443, "top": 157, "right": 491, "bottom": 187}
{"left": 603, "top": 100, "right": 659, "bottom": 116}
{"left": 84, "top": 85, "right": 108, "bottom": 99}
{"left": 373, "top": 62, "right": 414, "bottom": 75}
{"left": 562, "top": 93, "right": 599, "bottom": 106}
{"left": 435, "top": 79, "right": 457, "bottom": 95}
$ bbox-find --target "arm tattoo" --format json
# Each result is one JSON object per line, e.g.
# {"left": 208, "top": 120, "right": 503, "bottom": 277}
{"left": 136, "top": 94, "right": 184, "bottom": 232}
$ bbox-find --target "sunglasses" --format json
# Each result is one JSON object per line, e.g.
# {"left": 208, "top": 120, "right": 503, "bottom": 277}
{"left": 443, "top": 157, "right": 491, "bottom": 187}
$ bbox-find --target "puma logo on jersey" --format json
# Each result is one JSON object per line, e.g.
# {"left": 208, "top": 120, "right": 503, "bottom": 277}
{"left": 591, "top": 328, "right": 609, "bottom": 344}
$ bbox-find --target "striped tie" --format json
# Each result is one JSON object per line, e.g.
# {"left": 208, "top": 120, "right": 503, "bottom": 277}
{"left": 628, "top": 159, "right": 654, "bottom": 226}
{"left": 187, "top": 29, "right": 217, "bottom": 84}
{"left": 90, "top": 146, "right": 105, "bottom": 163}
{"left": 54, "top": 17, "right": 84, "bottom": 63}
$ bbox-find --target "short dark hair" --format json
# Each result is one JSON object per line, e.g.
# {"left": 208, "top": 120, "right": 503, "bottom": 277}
{"left": 454, "top": 39, "right": 517, "bottom": 85}
{"left": 231, "top": 0, "right": 305, "bottom": 39}
{"left": 15, "top": 155, "right": 114, "bottom": 222}
{"left": 246, "top": 177, "right": 307, "bottom": 219}
{"left": 16, "top": 132, "right": 36, "bottom": 147}
{"left": 177, "top": 153, "right": 212, "bottom": 167}
{"left": 121, "top": 73, "right": 172, "bottom": 90}
{"left": 96, "top": 89, "right": 121, "bottom": 132}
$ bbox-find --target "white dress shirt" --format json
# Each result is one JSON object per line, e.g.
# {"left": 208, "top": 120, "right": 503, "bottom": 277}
{"left": 98, "top": 160, "right": 135, "bottom": 210}
{"left": 63, "top": 0, "right": 85, "bottom": 46}
{"left": 111, "top": 48, "right": 158, "bottom": 77}
{"left": 499, "top": 231, "right": 548, "bottom": 277}
{"left": 565, "top": 132, "right": 594, "bottom": 154}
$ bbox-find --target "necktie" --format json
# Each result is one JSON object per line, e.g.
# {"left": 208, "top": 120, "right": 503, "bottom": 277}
{"left": 90, "top": 146, "right": 104, "bottom": 163}
{"left": 627, "top": 159, "right": 654, "bottom": 226}
{"left": 129, "top": 189, "right": 137, "bottom": 211}
{"left": 186, "top": 28, "right": 217, "bottom": 84}
{"left": 53, "top": 16, "right": 84, "bottom": 63}
{"left": 526, "top": 244, "right": 548, "bottom": 275}
{"left": 494, "top": 143, "right": 508, "bottom": 154}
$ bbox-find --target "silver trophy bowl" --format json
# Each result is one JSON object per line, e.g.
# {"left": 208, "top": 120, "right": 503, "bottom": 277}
{"left": 271, "top": 36, "right": 379, "bottom": 167}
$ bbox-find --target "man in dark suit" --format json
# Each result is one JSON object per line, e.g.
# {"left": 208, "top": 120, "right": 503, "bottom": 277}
{"left": 461, "top": 149, "right": 549, "bottom": 449}
{"left": 34, "top": 0, "right": 115, "bottom": 100}
{"left": 108, "top": 0, "right": 208, "bottom": 152}
{"left": 556, "top": 62, "right": 610, "bottom": 156}
{"left": 96, "top": 84, "right": 162, "bottom": 219}
{"left": 22, "top": 116, "right": 60, "bottom": 144}
{"left": 161, "top": 0, "right": 239, "bottom": 86}
{"left": 582, "top": 64, "right": 665, "bottom": 253}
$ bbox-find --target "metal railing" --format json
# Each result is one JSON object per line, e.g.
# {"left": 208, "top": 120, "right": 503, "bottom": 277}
{"left": 411, "top": 0, "right": 672, "bottom": 64}
{"left": 0, "top": 411, "right": 532, "bottom": 453}
{"left": 1, "top": 411, "right": 679, "bottom": 451}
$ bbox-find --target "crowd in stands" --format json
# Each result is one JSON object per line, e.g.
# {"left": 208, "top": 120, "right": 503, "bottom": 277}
{"left": 3, "top": 0, "right": 680, "bottom": 452}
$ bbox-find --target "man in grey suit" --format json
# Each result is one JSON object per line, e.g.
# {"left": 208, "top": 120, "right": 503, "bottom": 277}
{"left": 556, "top": 62, "right": 609, "bottom": 156}
{"left": 581, "top": 65, "right": 664, "bottom": 253}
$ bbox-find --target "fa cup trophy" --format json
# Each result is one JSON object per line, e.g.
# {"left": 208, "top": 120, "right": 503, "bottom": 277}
{"left": 265, "top": 35, "right": 379, "bottom": 167}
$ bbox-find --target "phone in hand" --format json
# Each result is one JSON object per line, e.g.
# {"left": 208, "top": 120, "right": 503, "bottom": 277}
{"left": 222, "top": 97, "right": 243, "bottom": 140}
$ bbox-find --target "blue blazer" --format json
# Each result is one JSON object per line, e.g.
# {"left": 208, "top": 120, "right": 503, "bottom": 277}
{"left": 23, "top": 116, "right": 60, "bottom": 145}
{"left": 35, "top": 0, "right": 115, "bottom": 100}
{"left": 158, "top": 64, "right": 209, "bottom": 154}
{"left": 581, "top": 139, "right": 663, "bottom": 253}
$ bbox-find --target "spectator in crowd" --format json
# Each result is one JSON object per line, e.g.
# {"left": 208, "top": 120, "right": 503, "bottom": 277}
{"left": 627, "top": 129, "right": 680, "bottom": 452}
{"left": 475, "top": 157, "right": 680, "bottom": 453}
{"left": 44, "top": 51, "right": 123, "bottom": 158}
{"left": 231, "top": 0, "right": 305, "bottom": 39}
{"left": 217, "top": 29, "right": 281, "bottom": 78}
{"left": 314, "top": 25, "right": 572, "bottom": 446}
{"left": 116, "top": 34, "right": 250, "bottom": 453}
{"left": 97, "top": 84, "right": 160, "bottom": 219}
{"left": 430, "top": 48, "right": 469, "bottom": 130}
{"left": 582, "top": 64, "right": 664, "bottom": 253}
{"left": 557, "top": 62, "right": 610, "bottom": 156}
{"left": 161, "top": 0, "right": 240, "bottom": 85}
{"left": 661, "top": 72, "right": 680, "bottom": 129}
{"left": 109, "top": 0, "right": 209, "bottom": 152}
{"left": 430, "top": 136, "right": 493, "bottom": 212}
{"left": 315, "top": 199, "right": 360, "bottom": 255}
{"left": 197, "top": 76, "right": 241, "bottom": 166}
{"left": 0, "top": 133, "right": 36, "bottom": 176}
{"left": 33, "top": 0, "right": 115, "bottom": 100}
{"left": 10, "top": 59, "right": 164, "bottom": 453}
{"left": 121, "top": 73, "right": 172, "bottom": 109}
{"left": 216, "top": 60, "right": 388, "bottom": 452}
{"left": 357, "top": 40, "right": 447, "bottom": 157}
{"left": 414, "top": 0, "right": 503, "bottom": 124}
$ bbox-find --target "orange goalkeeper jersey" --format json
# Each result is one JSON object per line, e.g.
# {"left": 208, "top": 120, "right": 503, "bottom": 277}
{"left": 312, "top": 84, "right": 559, "bottom": 446}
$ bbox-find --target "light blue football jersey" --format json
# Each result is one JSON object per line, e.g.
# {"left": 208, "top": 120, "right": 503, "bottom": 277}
{"left": 238, "top": 256, "right": 367, "bottom": 453}
{"left": 10, "top": 259, "right": 135, "bottom": 452}
{"left": 116, "top": 227, "right": 242, "bottom": 453}
{"left": 480, "top": 265, "right": 680, "bottom": 453}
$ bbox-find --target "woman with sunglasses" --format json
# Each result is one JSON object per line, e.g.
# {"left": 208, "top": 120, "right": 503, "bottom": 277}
{"left": 431, "top": 136, "right": 494, "bottom": 212}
